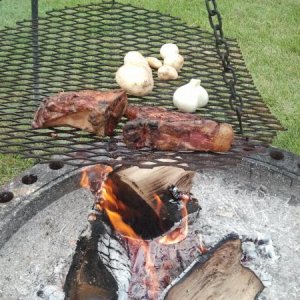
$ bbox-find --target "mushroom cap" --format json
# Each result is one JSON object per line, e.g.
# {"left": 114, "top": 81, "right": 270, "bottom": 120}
{"left": 158, "top": 65, "right": 178, "bottom": 80}
{"left": 160, "top": 43, "right": 180, "bottom": 59}
{"left": 124, "top": 51, "right": 148, "bottom": 66}
{"left": 164, "top": 54, "right": 184, "bottom": 71}
{"left": 116, "top": 64, "right": 154, "bottom": 96}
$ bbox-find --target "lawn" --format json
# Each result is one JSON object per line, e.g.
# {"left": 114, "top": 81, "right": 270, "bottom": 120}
{"left": 0, "top": 0, "right": 299, "bottom": 185}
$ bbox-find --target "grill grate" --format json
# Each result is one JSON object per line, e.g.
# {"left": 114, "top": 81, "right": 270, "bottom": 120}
{"left": 0, "top": 1, "right": 282, "bottom": 170}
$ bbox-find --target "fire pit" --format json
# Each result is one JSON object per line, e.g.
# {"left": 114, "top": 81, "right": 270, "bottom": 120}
{"left": 0, "top": 149, "right": 299, "bottom": 299}
{"left": 0, "top": 1, "right": 298, "bottom": 299}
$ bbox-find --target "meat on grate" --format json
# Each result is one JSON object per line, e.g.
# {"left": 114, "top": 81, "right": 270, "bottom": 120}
{"left": 125, "top": 104, "right": 200, "bottom": 122}
{"left": 32, "top": 89, "right": 128, "bottom": 136}
{"left": 123, "top": 118, "right": 234, "bottom": 152}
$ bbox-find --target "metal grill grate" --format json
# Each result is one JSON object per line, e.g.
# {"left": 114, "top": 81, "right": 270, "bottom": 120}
{"left": 0, "top": 1, "right": 282, "bottom": 170}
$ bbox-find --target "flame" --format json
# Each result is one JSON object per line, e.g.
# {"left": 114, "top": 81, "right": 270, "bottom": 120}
{"left": 151, "top": 194, "right": 164, "bottom": 216}
{"left": 101, "top": 179, "right": 159, "bottom": 297}
{"left": 80, "top": 168, "right": 90, "bottom": 189}
{"left": 197, "top": 234, "right": 208, "bottom": 254}
{"left": 105, "top": 209, "right": 138, "bottom": 238}
{"left": 101, "top": 179, "right": 140, "bottom": 240}
{"left": 80, "top": 165, "right": 113, "bottom": 191}
{"left": 159, "top": 198, "right": 189, "bottom": 245}
{"left": 80, "top": 167, "right": 194, "bottom": 299}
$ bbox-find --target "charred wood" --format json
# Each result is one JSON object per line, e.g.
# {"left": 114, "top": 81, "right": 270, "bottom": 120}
{"left": 64, "top": 223, "right": 118, "bottom": 300}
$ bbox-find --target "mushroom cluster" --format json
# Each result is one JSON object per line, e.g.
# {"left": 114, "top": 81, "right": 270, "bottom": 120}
{"left": 158, "top": 43, "right": 184, "bottom": 80}
{"left": 115, "top": 43, "right": 185, "bottom": 96}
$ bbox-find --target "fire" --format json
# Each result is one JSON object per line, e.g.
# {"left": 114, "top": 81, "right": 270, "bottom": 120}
{"left": 197, "top": 233, "right": 208, "bottom": 254}
{"left": 151, "top": 194, "right": 164, "bottom": 216}
{"left": 80, "top": 166, "right": 193, "bottom": 299}
{"left": 99, "top": 178, "right": 160, "bottom": 297}
{"left": 101, "top": 178, "right": 140, "bottom": 240}
{"left": 80, "top": 165, "right": 113, "bottom": 191}
{"left": 80, "top": 168, "right": 90, "bottom": 189}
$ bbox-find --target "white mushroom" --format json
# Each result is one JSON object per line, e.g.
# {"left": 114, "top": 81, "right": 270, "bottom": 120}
{"left": 124, "top": 51, "right": 148, "bottom": 67}
{"left": 146, "top": 57, "right": 163, "bottom": 69}
{"left": 116, "top": 51, "right": 154, "bottom": 96}
{"left": 116, "top": 64, "right": 154, "bottom": 96}
{"left": 158, "top": 65, "right": 178, "bottom": 80}
{"left": 164, "top": 54, "right": 184, "bottom": 71}
{"left": 160, "top": 43, "right": 179, "bottom": 59}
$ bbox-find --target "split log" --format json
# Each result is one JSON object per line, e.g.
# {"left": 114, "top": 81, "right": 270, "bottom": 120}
{"left": 163, "top": 237, "right": 264, "bottom": 300}
{"left": 106, "top": 166, "right": 199, "bottom": 239}
{"left": 64, "top": 220, "right": 131, "bottom": 300}
{"left": 116, "top": 166, "right": 195, "bottom": 203}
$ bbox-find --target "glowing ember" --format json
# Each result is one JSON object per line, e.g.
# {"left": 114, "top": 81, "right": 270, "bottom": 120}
{"left": 197, "top": 234, "right": 208, "bottom": 254}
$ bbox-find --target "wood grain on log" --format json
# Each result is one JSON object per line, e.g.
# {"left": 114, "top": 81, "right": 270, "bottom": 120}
{"left": 107, "top": 166, "right": 199, "bottom": 239}
{"left": 116, "top": 166, "right": 195, "bottom": 204}
{"left": 164, "top": 237, "right": 264, "bottom": 300}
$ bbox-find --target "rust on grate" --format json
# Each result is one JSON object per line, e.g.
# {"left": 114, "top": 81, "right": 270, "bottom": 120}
{"left": 0, "top": 1, "right": 282, "bottom": 170}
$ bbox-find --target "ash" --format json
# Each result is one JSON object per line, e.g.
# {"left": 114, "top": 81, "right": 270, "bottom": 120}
{"left": 191, "top": 172, "right": 300, "bottom": 300}
{"left": 0, "top": 189, "right": 93, "bottom": 300}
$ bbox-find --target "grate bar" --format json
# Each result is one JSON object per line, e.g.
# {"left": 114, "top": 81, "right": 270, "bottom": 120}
{"left": 0, "top": 1, "right": 282, "bottom": 170}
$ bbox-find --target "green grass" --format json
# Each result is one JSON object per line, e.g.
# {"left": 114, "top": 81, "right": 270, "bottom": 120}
{"left": 0, "top": 0, "right": 299, "bottom": 185}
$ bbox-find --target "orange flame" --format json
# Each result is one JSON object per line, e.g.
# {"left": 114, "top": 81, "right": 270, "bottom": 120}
{"left": 80, "top": 167, "right": 193, "bottom": 298}
{"left": 80, "top": 168, "right": 90, "bottom": 189}
{"left": 101, "top": 179, "right": 140, "bottom": 240}
{"left": 80, "top": 165, "right": 113, "bottom": 190}
{"left": 100, "top": 179, "right": 159, "bottom": 296}
{"left": 151, "top": 194, "right": 164, "bottom": 216}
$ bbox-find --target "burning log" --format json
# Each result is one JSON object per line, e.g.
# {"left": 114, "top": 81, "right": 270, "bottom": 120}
{"left": 106, "top": 166, "right": 199, "bottom": 239}
{"left": 80, "top": 165, "right": 199, "bottom": 239}
{"left": 64, "top": 221, "right": 131, "bottom": 300}
{"left": 163, "top": 236, "right": 264, "bottom": 300}
{"left": 115, "top": 166, "right": 195, "bottom": 203}
{"left": 64, "top": 224, "right": 118, "bottom": 300}
{"left": 64, "top": 164, "right": 202, "bottom": 299}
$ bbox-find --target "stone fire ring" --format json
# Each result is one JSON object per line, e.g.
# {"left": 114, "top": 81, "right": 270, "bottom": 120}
{"left": 0, "top": 147, "right": 299, "bottom": 299}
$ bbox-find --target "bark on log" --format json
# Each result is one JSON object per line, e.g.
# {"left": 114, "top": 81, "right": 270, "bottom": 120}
{"left": 64, "top": 224, "right": 118, "bottom": 300}
{"left": 164, "top": 237, "right": 264, "bottom": 300}
{"left": 64, "top": 220, "right": 131, "bottom": 300}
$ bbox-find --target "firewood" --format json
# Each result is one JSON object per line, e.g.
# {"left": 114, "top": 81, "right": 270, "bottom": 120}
{"left": 163, "top": 237, "right": 264, "bottom": 300}
{"left": 107, "top": 166, "right": 199, "bottom": 239}
{"left": 116, "top": 166, "right": 195, "bottom": 204}
{"left": 65, "top": 165, "right": 201, "bottom": 298}
{"left": 64, "top": 220, "right": 131, "bottom": 300}
{"left": 64, "top": 224, "right": 118, "bottom": 300}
